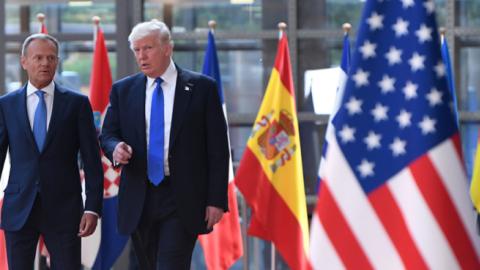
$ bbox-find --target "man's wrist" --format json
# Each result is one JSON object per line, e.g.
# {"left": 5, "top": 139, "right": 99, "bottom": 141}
{"left": 84, "top": 211, "right": 99, "bottom": 217}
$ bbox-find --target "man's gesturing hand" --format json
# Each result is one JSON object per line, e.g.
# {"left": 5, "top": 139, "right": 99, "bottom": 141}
{"left": 113, "top": 142, "right": 133, "bottom": 165}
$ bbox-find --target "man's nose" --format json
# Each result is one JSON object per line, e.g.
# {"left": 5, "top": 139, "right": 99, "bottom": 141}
{"left": 138, "top": 50, "right": 147, "bottom": 60}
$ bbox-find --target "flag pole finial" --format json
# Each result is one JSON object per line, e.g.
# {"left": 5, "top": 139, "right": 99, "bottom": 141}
{"left": 208, "top": 20, "right": 217, "bottom": 30}
{"left": 37, "top": 13, "right": 45, "bottom": 24}
{"left": 342, "top": 23, "right": 352, "bottom": 34}
{"left": 278, "top": 22, "right": 287, "bottom": 38}
{"left": 92, "top": 16, "right": 101, "bottom": 26}
{"left": 439, "top": 27, "right": 446, "bottom": 37}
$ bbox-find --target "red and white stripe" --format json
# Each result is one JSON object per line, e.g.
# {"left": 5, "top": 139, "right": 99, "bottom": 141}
{"left": 310, "top": 135, "right": 480, "bottom": 270}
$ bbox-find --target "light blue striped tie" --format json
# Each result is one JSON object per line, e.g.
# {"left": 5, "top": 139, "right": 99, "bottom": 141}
{"left": 33, "top": 90, "right": 47, "bottom": 151}
{"left": 148, "top": 78, "right": 165, "bottom": 185}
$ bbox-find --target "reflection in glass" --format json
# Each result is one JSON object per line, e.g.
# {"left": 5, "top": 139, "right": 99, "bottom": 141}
{"left": 60, "top": 41, "right": 117, "bottom": 95}
{"left": 144, "top": 0, "right": 287, "bottom": 32}
{"left": 298, "top": 0, "right": 446, "bottom": 30}
{"left": 299, "top": 0, "right": 364, "bottom": 30}
{"left": 5, "top": 51, "right": 21, "bottom": 93}
{"left": 456, "top": 0, "right": 480, "bottom": 27}
{"left": 174, "top": 41, "right": 264, "bottom": 115}
{"left": 5, "top": 2, "right": 116, "bottom": 34}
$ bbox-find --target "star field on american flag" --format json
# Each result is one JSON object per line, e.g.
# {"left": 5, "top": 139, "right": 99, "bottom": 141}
{"left": 332, "top": 0, "right": 456, "bottom": 194}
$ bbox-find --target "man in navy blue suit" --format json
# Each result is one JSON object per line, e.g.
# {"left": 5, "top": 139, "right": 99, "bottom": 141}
{"left": 100, "top": 20, "right": 229, "bottom": 269}
{"left": 0, "top": 33, "right": 103, "bottom": 269}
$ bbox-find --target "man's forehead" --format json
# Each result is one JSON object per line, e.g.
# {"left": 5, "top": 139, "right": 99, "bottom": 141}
{"left": 133, "top": 36, "right": 160, "bottom": 46}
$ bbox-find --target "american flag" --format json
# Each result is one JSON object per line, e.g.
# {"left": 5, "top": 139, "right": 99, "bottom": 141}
{"left": 310, "top": 0, "right": 480, "bottom": 269}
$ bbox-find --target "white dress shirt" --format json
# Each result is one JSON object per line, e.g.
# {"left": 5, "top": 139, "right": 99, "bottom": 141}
{"left": 27, "top": 80, "right": 98, "bottom": 217}
{"left": 145, "top": 59, "right": 177, "bottom": 176}
{"left": 26, "top": 80, "right": 54, "bottom": 131}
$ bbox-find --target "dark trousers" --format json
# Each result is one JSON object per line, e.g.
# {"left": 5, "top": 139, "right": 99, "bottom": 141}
{"left": 132, "top": 178, "right": 197, "bottom": 270}
{"left": 4, "top": 195, "right": 81, "bottom": 270}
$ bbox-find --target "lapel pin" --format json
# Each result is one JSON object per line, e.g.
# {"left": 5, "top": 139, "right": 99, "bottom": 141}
{"left": 185, "top": 84, "right": 193, "bottom": 92}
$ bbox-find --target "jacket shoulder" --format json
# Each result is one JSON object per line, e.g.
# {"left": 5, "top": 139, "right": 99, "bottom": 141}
{"left": 112, "top": 72, "right": 145, "bottom": 88}
{"left": 0, "top": 88, "right": 24, "bottom": 105}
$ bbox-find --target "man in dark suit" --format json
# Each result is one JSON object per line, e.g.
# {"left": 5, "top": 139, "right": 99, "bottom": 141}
{"left": 100, "top": 20, "right": 229, "bottom": 269}
{"left": 0, "top": 33, "right": 103, "bottom": 269}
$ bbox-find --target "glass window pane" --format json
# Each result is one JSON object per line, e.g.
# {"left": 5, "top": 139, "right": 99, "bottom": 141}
{"left": 299, "top": 0, "right": 446, "bottom": 30}
{"left": 171, "top": 38, "right": 271, "bottom": 115}
{"left": 299, "top": 0, "right": 364, "bottom": 30}
{"left": 456, "top": 0, "right": 480, "bottom": 27}
{"left": 5, "top": 2, "right": 116, "bottom": 34}
{"left": 457, "top": 41, "right": 480, "bottom": 180}
{"left": 60, "top": 41, "right": 117, "bottom": 96}
{"left": 5, "top": 43, "right": 22, "bottom": 93}
{"left": 4, "top": 41, "right": 117, "bottom": 97}
{"left": 435, "top": 0, "right": 447, "bottom": 27}
{"left": 144, "top": 0, "right": 287, "bottom": 32}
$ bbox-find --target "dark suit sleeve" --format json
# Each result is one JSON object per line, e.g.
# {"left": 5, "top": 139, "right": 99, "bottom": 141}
{"left": 0, "top": 102, "right": 8, "bottom": 179}
{"left": 78, "top": 97, "right": 104, "bottom": 216}
{"left": 100, "top": 85, "right": 122, "bottom": 163}
{"left": 204, "top": 79, "right": 230, "bottom": 211}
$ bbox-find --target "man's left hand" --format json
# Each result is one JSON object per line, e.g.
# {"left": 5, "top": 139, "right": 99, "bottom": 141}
{"left": 78, "top": 213, "right": 98, "bottom": 237}
{"left": 205, "top": 206, "right": 224, "bottom": 230}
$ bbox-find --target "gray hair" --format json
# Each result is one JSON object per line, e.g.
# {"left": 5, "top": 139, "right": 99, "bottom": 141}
{"left": 128, "top": 19, "right": 173, "bottom": 50}
{"left": 21, "top": 33, "right": 59, "bottom": 57}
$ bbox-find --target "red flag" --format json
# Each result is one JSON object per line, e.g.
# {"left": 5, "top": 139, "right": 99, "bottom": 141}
{"left": 198, "top": 30, "right": 243, "bottom": 270}
{"left": 82, "top": 21, "right": 129, "bottom": 269}
{"left": 199, "top": 184, "right": 243, "bottom": 269}
{"left": 89, "top": 26, "right": 111, "bottom": 113}
{"left": 37, "top": 13, "right": 48, "bottom": 34}
{"left": 235, "top": 34, "right": 311, "bottom": 270}
{"left": 40, "top": 24, "right": 48, "bottom": 34}
{"left": 0, "top": 200, "right": 7, "bottom": 270}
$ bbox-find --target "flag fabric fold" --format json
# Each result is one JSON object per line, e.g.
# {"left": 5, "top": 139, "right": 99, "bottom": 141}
{"left": 310, "top": 29, "right": 350, "bottom": 270}
{"left": 316, "top": 29, "right": 351, "bottom": 190}
{"left": 440, "top": 34, "right": 457, "bottom": 117}
{"left": 39, "top": 19, "right": 47, "bottom": 34}
{"left": 235, "top": 33, "right": 311, "bottom": 270}
{"left": 198, "top": 30, "right": 243, "bottom": 270}
{"left": 311, "top": 1, "right": 480, "bottom": 269}
{"left": 81, "top": 23, "right": 129, "bottom": 270}
{"left": 0, "top": 157, "right": 9, "bottom": 270}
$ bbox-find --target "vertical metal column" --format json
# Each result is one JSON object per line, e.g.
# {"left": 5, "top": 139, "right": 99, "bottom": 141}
{"left": 115, "top": 0, "right": 144, "bottom": 79}
{"left": 288, "top": 0, "right": 299, "bottom": 105}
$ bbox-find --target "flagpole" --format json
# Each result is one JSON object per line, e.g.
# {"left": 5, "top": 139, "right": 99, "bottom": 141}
{"left": 36, "top": 13, "right": 45, "bottom": 33}
{"left": 92, "top": 16, "right": 100, "bottom": 42}
{"left": 343, "top": 22, "right": 351, "bottom": 35}
{"left": 208, "top": 19, "right": 216, "bottom": 34}
{"left": 268, "top": 21, "right": 288, "bottom": 270}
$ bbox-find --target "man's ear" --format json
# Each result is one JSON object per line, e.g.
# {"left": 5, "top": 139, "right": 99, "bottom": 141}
{"left": 165, "top": 44, "right": 174, "bottom": 57}
{"left": 20, "top": 56, "right": 27, "bottom": 70}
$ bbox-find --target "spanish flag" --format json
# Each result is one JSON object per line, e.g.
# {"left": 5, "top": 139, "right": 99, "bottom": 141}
{"left": 471, "top": 142, "right": 480, "bottom": 212}
{"left": 235, "top": 32, "right": 311, "bottom": 270}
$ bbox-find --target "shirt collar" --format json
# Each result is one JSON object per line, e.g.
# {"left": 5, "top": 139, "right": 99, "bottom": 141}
{"left": 26, "top": 80, "right": 55, "bottom": 96}
{"left": 146, "top": 59, "right": 177, "bottom": 88}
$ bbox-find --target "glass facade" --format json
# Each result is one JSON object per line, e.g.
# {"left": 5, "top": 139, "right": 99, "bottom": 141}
{"left": 0, "top": 0, "right": 478, "bottom": 269}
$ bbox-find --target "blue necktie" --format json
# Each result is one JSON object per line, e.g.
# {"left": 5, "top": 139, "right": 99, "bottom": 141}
{"left": 148, "top": 78, "right": 165, "bottom": 185}
{"left": 33, "top": 90, "right": 47, "bottom": 151}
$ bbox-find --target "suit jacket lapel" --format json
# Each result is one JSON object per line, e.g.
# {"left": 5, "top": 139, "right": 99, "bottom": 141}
{"left": 130, "top": 74, "right": 147, "bottom": 154}
{"left": 17, "top": 86, "right": 38, "bottom": 153}
{"left": 42, "top": 85, "right": 67, "bottom": 152}
{"left": 169, "top": 66, "right": 192, "bottom": 149}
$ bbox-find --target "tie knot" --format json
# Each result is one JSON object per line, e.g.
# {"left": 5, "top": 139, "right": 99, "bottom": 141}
{"left": 35, "top": 90, "right": 45, "bottom": 98}
{"left": 155, "top": 77, "right": 163, "bottom": 85}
